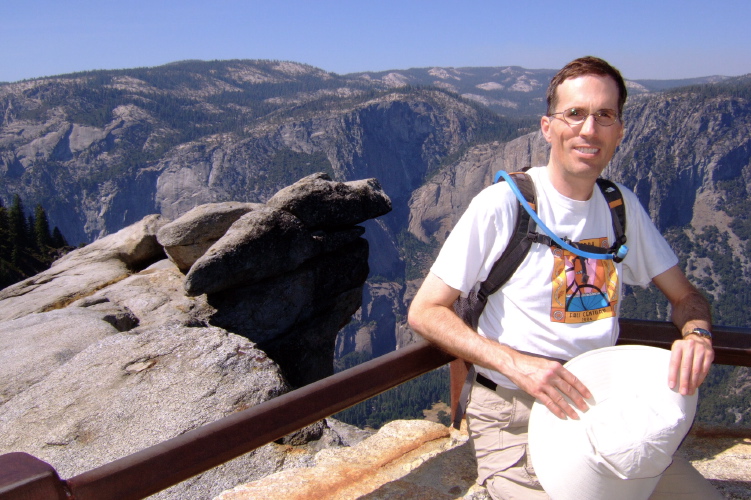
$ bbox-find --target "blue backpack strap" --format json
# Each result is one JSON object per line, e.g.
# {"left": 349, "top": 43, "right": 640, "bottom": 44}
{"left": 500, "top": 171, "right": 629, "bottom": 262}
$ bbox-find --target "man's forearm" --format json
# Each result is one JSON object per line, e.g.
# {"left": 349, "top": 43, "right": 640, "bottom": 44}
{"left": 408, "top": 300, "right": 511, "bottom": 371}
{"left": 652, "top": 266, "right": 713, "bottom": 337}
{"left": 671, "top": 289, "right": 712, "bottom": 337}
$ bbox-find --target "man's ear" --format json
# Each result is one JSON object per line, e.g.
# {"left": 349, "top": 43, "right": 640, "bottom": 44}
{"left": 541, "top": 115, "right": 552, "bottom": 143}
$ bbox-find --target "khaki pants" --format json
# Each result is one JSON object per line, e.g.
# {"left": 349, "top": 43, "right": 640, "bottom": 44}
{"left": 465, "top": 377, "right": 723, "bottom": 500}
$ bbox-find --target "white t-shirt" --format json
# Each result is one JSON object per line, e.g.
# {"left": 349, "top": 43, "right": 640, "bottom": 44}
{"left": 431, "top": 166, "right": 678, "bottom": 389}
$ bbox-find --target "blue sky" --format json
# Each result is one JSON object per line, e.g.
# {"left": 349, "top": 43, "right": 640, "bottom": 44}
{"left": 2, "top": 0, "right": 750, "bottom": 83}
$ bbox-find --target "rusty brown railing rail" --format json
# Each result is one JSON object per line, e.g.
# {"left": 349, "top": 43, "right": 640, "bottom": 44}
{"left": 1, "top": 319, "right": 749, "bottom": 499}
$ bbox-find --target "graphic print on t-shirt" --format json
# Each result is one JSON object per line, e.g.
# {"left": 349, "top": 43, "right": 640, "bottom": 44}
{"left": 550, "top": 237, "right": 619, "bottom": 323}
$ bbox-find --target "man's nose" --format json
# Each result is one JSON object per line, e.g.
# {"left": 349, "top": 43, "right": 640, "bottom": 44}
{"left": 579, "top": 114, "right": 598, "bottom": 136}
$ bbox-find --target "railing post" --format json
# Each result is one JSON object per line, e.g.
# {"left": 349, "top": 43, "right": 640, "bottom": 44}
{"left": 0, "top": 453, "right": 69, "bottom": 500}
{"left": 449, "top": 359, "right": 468, "bottom": 426}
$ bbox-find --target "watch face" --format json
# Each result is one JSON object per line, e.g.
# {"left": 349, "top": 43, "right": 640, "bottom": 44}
{"left": 690, "top": 328, "right": 712, "bottom": 339}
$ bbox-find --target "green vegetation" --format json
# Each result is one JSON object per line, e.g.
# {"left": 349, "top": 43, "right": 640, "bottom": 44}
{"left": 718, "top": 179, "right": 751, "bottom": 255}
{"left": 397, "top": 230, "right": 440, "bottom": 282}
{"left": 0, "top": 195, "right": 70, "bottom": 289}
{"left": 43, "top": 60, "right": 369, "bottom": 135}
{"left": 264, "top": 150, "right": 334, "bottom": 187}
{"left": 619, "top": 284, "right": 670, "bottom": 322}
{"left": 13, "top": 62, "right": 356, "bottom": 173}
{"left": 622, "top": 221, "right": 751, "bottom": 328}
{"left": 665, "top": 74, "right": 751, "bottom": 101}
{"left": 694, "top": 364, "right": 746, "bottom": 427}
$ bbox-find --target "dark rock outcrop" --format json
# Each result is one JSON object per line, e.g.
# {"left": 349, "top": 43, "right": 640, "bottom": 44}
{"left": 184, "top": 173, "right": 390, "bottom": 385}
{"left": 267, "top": 173, "right": 393, "bottom": 229}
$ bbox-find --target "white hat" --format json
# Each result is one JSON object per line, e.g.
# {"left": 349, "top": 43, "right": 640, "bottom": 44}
{"left": 528, "top": 345, "right": 697, "bottom": 500}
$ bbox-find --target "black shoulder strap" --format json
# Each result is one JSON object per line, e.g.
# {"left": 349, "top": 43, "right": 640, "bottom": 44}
{"left": 595, "top": 178, "right": 627, "bottom": 260}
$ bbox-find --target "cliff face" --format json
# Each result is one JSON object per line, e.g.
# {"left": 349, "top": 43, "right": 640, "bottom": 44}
{"left": 152, "top": 90, "right": 485, "bottom": 245}
{"left": 407, "top": 131, "right": 550, "bottom": 247}
{"left": 609, "top": 87, "right": 751, "bottom": 232}
{"left": 410, "top": 86, "right": 751, "bottom": 242}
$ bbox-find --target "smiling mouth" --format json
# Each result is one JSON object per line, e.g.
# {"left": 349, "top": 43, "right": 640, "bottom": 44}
{"left": 575, "top": 147, "right": 599, "bottom": 155}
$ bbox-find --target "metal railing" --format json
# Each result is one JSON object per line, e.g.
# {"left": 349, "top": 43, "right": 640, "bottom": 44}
{"left": 1, "top": 319, "right": 749, "bottom": 499}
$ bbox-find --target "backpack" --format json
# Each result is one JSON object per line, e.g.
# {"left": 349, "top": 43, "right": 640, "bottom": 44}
{"left": 451, "top": 169, "right": 627, "bottom": 428}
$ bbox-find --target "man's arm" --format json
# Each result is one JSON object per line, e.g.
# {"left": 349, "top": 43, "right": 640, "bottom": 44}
{"left": 651, "top": 265, "right": 714, "bottom": 395}
{"left": 407, "top": 272, "right": 591, "bottom": 419}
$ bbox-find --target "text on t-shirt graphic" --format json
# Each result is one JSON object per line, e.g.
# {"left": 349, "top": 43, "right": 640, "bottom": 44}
{"left": 550, "top": 237, "right": 618, "bottom": 323}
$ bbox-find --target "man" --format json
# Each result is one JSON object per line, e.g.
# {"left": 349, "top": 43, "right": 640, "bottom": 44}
{"left": 407, "top": 56, "right": 719, "bottom": 499}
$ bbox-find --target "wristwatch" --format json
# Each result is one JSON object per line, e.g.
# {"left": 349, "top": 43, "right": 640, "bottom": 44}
{"left": 685, "top": 327, "right": 712, "bottom": 340}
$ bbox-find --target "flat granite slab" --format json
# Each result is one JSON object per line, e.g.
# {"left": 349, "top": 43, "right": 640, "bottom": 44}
{"left": 214, "top": 420, "right": 751, "bottom": 500}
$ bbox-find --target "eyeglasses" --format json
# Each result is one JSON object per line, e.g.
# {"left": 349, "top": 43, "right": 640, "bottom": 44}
{"left": 549, "top": 108, "right": 620, "bottom": 127}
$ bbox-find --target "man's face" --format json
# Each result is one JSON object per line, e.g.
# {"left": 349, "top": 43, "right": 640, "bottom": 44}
{"left": 541, "top": 75, "right": 624, "bottom": 190}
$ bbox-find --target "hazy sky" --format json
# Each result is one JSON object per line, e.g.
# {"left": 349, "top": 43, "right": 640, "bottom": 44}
{"left": 2, "top": 0, "right": 749, "bottom": 83}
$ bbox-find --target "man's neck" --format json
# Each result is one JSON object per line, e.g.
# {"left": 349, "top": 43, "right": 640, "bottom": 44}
{"left": 545, "top": 165, "right": 598, "bottom": 201}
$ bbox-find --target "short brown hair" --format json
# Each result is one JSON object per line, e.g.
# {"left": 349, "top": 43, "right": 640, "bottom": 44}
{"left": 546, "top": 56, "right": 628, "bottom": 117}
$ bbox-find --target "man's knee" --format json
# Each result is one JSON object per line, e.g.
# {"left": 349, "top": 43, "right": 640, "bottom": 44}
{"left": 484, "top": 459, "right": 549, "bottom": 500}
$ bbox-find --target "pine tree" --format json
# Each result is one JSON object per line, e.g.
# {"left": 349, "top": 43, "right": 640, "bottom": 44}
{"left": 51, "top": 227, "right": 68, "bottom": 248}
{"left": 8, "top": 194, "right": 28, "bottom": 249}
{"left": 34, "top": 204, "right": 52, "bottom": 249}
{"left": 27, "top": 215, "right": 36, "bottom": 250}
{"left": 0, "top": 195, "right": 73, "bottom": 290}
{"left": 0, "top": 200, "right": 9, "bottom": 261}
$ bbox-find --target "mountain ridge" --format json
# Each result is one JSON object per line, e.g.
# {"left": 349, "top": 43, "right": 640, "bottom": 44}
{"left": 2, "top": 59, "right": 735, "bottom": 122}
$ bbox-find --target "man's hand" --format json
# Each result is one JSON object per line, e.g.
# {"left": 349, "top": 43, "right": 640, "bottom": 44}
{"left": 652, "top": 266, "right": 715, "bottom": 395}
{"left": 504, "top": 351, "right": 592, "bottom": 420}
{"left": 669, "top": 334, "right": 714, "bottom": 395}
